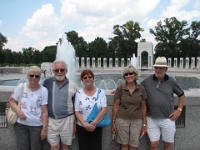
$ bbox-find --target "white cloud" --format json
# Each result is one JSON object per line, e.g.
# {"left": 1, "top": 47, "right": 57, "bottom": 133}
{"left": 59, "top": 0, "right": 160, "bottom": 42}
{"left": 193, "top": 0, "right": 200, "bottom": 8}
{"left": 4, "top": 0, "right": 199, "bottom": 52}
{"left": 20, "top": 3, "right": 62, "bottom": 50}
{"left": 140, "top": 19, "right": 159, "bottom": 47}
{"left": 60, "top": 0, "right": 160, "bottom": 22}
{"left": 4, "top": 37, "right": 27, "bottom": 52}
{"left": 162, "top": 0, "right": 200, "bottom": 21}
{"left": 0, "top": 20, "right": 2, "bottom": 27}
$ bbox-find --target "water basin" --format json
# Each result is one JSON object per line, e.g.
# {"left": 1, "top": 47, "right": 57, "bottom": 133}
{"left": 1, "top": 75, "right": 200, "bottom": 91}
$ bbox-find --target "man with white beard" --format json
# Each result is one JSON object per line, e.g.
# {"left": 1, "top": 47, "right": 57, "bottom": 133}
{"left": 43, "top": 60, "right": 77, "bottom": 150}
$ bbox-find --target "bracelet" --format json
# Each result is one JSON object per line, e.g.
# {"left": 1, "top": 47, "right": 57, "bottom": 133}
{"left": 177, "top": 108, "right": 183, "bottom": 112}
{"left": 142, "top": 124, "right": 146, "bottom": 127}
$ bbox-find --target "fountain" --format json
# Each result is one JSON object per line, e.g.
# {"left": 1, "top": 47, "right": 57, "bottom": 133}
{"left": 56, "top": 34, "right": 76, "bottom": 81}
{"left": 4, "top": 34, "right": 200, "bottom": 91}
{"left": 55, "top": 34, "right": 126, "bottom": 89}
{"left": 131, "top": 53, "right": 138, "bottom": 68}
{"left": 5, "top": 35, "right": 200, "bottom": 90}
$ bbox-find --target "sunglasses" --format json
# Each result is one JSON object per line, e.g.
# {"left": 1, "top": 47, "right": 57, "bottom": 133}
{"left": 29, "top": 75, "right": 40, "bottom": 78}
{"left": 83, "top": 76, "right": 93, "bottom": 80}
{"left": 53, "top": 69, "right": 65, "bottom": 73}
{"left": 124, "top": 72, "right": 134, "bottom": 76}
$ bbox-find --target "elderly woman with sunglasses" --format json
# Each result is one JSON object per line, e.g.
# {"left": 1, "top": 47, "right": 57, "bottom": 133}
{"left": 112, "top": 65, "right": 147, "bottom": 150}
{"left": 9, "top": 66, "right": 48, "bottom": 150}
{"left": 74, "top": 69, "right": 108, "bottom": 150}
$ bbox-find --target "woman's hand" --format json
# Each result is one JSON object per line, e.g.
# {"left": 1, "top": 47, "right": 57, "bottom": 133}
{"left": 40, "top": 128, "right": 47, "bottom": 140}
{"left": 17, "top": 110, "right": 27, "bottom": 120}
{"left": 111, "top": 122, "right": 117, "bottom": 133}
{"left": 84, "top": 123, "right": 96, "bottom": 132}
{"left": 141, "top": 125, "right": 147, "bottom": 133}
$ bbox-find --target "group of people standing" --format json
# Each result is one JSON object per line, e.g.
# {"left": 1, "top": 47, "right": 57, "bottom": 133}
{"left": 112, "top": 57, "right": 185, "bottom": 150}
{"left": 9, "top": 56, "right": 185, "bottom": 150}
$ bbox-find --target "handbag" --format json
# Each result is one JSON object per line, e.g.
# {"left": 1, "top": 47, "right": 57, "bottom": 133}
{"left": 88, "top": 88, "right": 111, "bottom": 127}
{"left": 5, "top": 84, "right": 24, "bottom": 124}
{"left": 109, "top": 133, "right": 121, "bottom": 150}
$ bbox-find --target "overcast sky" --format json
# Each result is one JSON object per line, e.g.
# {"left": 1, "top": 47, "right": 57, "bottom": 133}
{"left": 0, "top": 0, "right": 200, "bottom": 52}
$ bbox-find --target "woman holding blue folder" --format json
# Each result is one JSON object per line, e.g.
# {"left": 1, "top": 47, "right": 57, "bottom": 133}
{"left": 74, "top": 69, "right": 108, "bottom": 150}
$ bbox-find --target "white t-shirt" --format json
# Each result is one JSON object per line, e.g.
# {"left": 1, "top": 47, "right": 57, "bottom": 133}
{"left": 12, "top": 83, "right": 48, "bottom": 126}
{"left": 74, "top": 88, "right": 107, "bottom": 126}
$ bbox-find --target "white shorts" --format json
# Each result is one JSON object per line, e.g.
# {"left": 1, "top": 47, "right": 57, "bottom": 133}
{"left": 147, "top": 116, "right": 176, "bottom": 143}
{"left": 47, "top": 115, "right": 75, "bottom": 146}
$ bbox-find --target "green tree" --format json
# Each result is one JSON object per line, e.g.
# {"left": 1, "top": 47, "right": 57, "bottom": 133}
{"left": 66, "top": 31, "right": 88, "bottom": 57}
{"left": 12, "top": 51, "right": 23, "bottom": 65}
{"left": 110, "top": 21, "right": 144, "bottom": 59}
{"left": 189, "top": 21, "right": 200, "bottom": 66}
{"left": 0, "top": 33, "right": 7, "bottom": 51}
{"left": 0, "top": 33, "right": 8, "bottom": 64}
{"left": 2, "top": 49, "right": 13, "bottom": 65}
{"left": 150, "top": 17, "right": 189, "bottom": 61}
{"left": 88, "top": 37, "right": 108, "bottom": 58}
{"left": 32, "top": 50, "right": 42, "bottom": 64}
{"left": 41, "top": 45, "right": 57, "bottom": 62}
{"left": 180, "top": 21, "right": 200, "bottom": 66}
{"left": 22, "top": 47, "right": 34, "bottom": 64}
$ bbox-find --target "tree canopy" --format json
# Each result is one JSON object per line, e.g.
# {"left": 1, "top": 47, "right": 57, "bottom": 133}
{"left": 150, "top": 17, "right": 200, "bottom": 66}
{"left": 0, "top": 32, "right": 7, "bottom": 51}
{"left": 149, "top": 17, "right": 189, "bottom": 58}
{"left": 110, "top": 21, "right": 144, "bottom": 58}
{"left": 1, "top": 18, "right": 200, "bottom": 67}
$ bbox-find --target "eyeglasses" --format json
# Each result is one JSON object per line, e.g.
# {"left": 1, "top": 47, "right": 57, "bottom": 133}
{"left": 124, "top": 72, "right": 134, "bottom": 76}
{"left": 83, "top": 76, "right": 93, "bottom": 80}
{"left": 53, "top": 69, "right": 65, "bottom": 73}
{"left": 29, "top": 75, "right": 40, "bottom": 78}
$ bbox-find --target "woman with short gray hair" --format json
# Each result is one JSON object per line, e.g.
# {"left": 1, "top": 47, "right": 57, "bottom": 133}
{"left": 112, "top": 65, "right": 147, "bottom": 150}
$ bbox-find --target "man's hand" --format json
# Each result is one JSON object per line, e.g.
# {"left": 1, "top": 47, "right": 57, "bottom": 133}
{"left": 169, "top": 110, "right": 181, "bottom": 120}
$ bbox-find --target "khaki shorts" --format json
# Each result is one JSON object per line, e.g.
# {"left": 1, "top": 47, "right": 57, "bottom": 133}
{"left": 116, "top": 117, "right": 142, "bottom": 148}
{"left": 47, "top": 115, "right": 75, "bottom": 146}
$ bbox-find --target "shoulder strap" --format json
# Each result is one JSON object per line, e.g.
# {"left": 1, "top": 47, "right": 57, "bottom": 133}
{"left": 18, "top": 83, "right": 24, "bottom": 106}
{"left": 96, "top": 88, "right": 100, "bottom": 101}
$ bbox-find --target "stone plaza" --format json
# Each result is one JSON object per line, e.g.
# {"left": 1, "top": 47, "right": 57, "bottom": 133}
{"left": 0, "top": 66, "right": 200, "bottom": 149}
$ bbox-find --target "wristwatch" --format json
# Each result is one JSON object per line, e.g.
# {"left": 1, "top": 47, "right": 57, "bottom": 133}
{"left": 177, "top": 108, "right": 182, "bottom": 112}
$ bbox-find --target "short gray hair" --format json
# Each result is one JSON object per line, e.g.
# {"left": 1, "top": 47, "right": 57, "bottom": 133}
{"left": 27, "top": 66, "right": 42, "bottom": 75}
{"left": 53, "top": 60, "right": 68, "bottom": 69}
{"left": 122, "top": 65, "right": 138, "bottom": 80}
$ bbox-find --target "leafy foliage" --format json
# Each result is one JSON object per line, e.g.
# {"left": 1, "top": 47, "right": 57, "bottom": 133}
{"left": 1, "top": 18, "right": 200, "bottom": 67}
{"left": 150, "top": 17, "right": 189, "bottom": 59}
{"left": 110, "top": 21, "right": 144, "bottom": 58}
{"left": 0, "top": 33, "right": 7, "bottom": 51}
{"left": 150, "top": 17, "right": 200, "bottom": 66}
